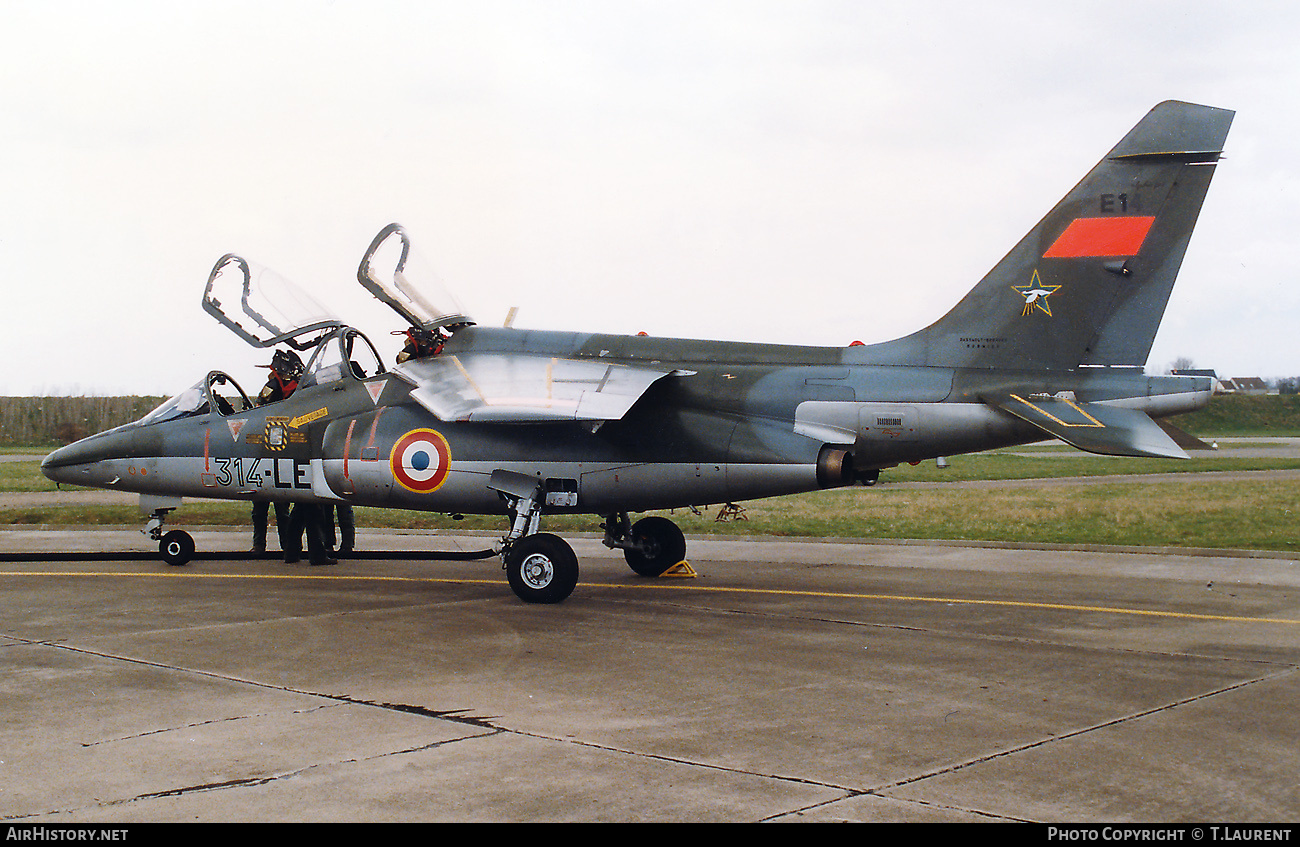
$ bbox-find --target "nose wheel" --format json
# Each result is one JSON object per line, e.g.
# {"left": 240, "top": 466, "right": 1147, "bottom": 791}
{"left": 159, "top": 530, "right": 195, "bottom": 566}
{"left": 144, "top": 507, "right": 194, "bottom": 566}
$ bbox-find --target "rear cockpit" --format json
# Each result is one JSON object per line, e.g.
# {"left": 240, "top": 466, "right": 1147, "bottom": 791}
{"left": 299, "top": 326, "right": 386, "bottom": 388}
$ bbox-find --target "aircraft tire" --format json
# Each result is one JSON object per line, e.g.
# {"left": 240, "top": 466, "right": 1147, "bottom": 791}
{"left": 159, "top": 530, "right": 195, "bottom": 567}
{"left": 623, "top": 516, "right": 686, "bottom": 577}
{"left": 505, "top": 533, "right": 578, "bottom": 604}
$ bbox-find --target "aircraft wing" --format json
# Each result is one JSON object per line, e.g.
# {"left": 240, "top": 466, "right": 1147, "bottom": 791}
{"left": 983, "top": 392, "right": 1189, "bottom": 459}
{"left": 393, "top": 353, "right": 677, "bottom": 422}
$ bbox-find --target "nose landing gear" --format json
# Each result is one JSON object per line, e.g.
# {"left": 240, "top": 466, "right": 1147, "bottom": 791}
{"left": 144, "top": 506, "right": 194, "bottom": 567}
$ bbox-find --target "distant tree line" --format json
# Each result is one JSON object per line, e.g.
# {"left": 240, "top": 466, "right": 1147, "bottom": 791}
{"left": 0, "top": 396, "right": 166, "bottom": 446}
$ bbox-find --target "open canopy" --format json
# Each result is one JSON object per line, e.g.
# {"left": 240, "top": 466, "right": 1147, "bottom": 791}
{"left": 203, "top": 254, "right": 344, "bottom": 349}
{"left": 357, "top": 223, "right": 474, "bottom": 331}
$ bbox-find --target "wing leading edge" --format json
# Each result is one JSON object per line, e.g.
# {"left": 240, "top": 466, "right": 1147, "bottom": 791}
{"left": 394, "top": 352, "right": 680, "bottom": 422}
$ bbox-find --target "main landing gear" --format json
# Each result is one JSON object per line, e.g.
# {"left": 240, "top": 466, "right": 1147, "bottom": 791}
{"left": 503, "top": 533, "right": 580, "bottom": 605}
{"left": 601, "top": 513, "right": 687, "bottom": 577}
{"left": 489, "top": 471, "right": 689, "bottom": 604}
{"left": 493, "top": 471, "right": 580, "bottom": 605}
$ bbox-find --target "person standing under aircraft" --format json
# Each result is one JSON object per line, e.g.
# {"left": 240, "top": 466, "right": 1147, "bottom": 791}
{"left": 250, "top": 349, "right": 303, "bottom": 554}
{"left": 283, "top": 501, "right": 337, "bottom": 566}
{"left": 323, "top": 503, "right": 355, "bottom": 557}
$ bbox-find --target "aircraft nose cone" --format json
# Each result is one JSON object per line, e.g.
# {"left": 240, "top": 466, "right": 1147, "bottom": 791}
{"left": 40, "top": 428, "right": 140, "bottom": 485}
{"left": 41, "top": 441, "right": 96, "bottom": 484}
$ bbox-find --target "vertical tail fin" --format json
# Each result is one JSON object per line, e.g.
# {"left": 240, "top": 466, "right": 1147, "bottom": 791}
{"left": 876, "top": 101, "right": 1233, "bottom": 370}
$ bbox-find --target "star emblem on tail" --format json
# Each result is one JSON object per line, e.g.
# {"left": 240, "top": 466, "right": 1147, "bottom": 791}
{"left": 1013, "top": 269, "right": 1061, "bottom": 316}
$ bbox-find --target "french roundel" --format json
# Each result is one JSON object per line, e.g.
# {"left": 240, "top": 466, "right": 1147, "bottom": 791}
{"left": 390, "top": 429, "right": 452, "bottom": 494}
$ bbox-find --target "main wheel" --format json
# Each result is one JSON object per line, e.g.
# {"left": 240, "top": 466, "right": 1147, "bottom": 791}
{"left": 623, "top": 516, "right": 686, "bottom": 577}
{"left": 505, "top": 533, "right": 579, "bottom": 604}
{"left": 159, "top": 530, "right": 195, "bottom": 566}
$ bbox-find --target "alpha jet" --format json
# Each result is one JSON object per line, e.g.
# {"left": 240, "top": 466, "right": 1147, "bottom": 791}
{"left": 43, "top": 100, "right": 1233, "bottom": 603}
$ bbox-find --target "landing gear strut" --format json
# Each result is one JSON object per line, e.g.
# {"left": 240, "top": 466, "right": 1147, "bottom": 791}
{"left": 144, "top": 507, "right": 194, "bottom": 567}
{"left": 603, "top": 513, "right": 687, "bottom": 577}
{"left": 491, "top": 470, "right": 579, "bottom": 604}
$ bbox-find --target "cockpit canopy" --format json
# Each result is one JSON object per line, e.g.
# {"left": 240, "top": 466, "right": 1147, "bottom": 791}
{"left": 203, "top": 254, "right": 343, "bottom": 350}
{"left": 357, "top": 223, "right": 474, "bottom": 332}
{"left": 199, "top": 248, "right": 389, "bottom": 400}
{"left": 138, "top": 371, "right": 253, "bottom": 426}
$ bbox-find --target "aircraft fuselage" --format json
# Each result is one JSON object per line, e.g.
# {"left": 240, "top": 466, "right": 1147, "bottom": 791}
{"left": 43, "top": 324, "right": 1210, "bottom": 519}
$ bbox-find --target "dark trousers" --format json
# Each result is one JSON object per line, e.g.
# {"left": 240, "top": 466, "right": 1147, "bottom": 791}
{"left": 251, "top": 501, "right": 291, "bottom": 551}
{"left": 284, "top": 502, "right": 333, "bottom": 563}
{"left": 324, "top": 504, "right": 355, "bottom": 552}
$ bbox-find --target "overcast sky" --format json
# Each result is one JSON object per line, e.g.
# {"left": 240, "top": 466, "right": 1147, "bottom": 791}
{"left": 2, "top": 0, "right": 1296, "bottom": 395}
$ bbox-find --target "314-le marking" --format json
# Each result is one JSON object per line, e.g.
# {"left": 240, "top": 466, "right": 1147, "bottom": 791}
{"left": 211, "top": 456, "right": 312, "bottom": 490}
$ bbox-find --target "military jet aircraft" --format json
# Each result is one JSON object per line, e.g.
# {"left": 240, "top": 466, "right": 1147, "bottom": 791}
{"left": 42, "top": 100, "right": 1233, "bottom": 603}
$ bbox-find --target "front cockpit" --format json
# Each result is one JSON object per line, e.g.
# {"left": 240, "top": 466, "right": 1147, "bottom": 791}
{"left": 42, "top": 223, "right": 457, "bottom": 488}
{"left": 138, "top": 371, "right": 253, "bottom": 425}
{"left": 203, "top": 254, "right": 342, "bottom": 351}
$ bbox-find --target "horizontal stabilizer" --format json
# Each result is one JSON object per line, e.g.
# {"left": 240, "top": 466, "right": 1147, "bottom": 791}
{"left": 1154, "top": 417, "right": 1217, "bottom": 451}
{"left": 394, "top": 353, "right": 674, "bottom": 422}
{"left": 984, "top": 392, "right": 1189, "bottom": 459}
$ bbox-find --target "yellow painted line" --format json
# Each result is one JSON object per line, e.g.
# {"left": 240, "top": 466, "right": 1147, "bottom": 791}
{"left": 614, "top": 583, "right": 1300, "bottom": 626}
{"left": 1, "top": 570, "right": 500, "bottom": 586}
{"left": 4, "top": 569, "right": 1297, "bottom": 626}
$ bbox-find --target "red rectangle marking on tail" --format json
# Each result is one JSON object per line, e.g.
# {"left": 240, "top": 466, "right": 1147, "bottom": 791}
{"left": 1043, "top": 216, "right": 1156, "bottom": 258}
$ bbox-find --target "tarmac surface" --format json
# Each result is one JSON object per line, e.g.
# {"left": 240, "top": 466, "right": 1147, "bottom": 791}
{"left": 2, "top": 527, "right": 1298, "bottom": 823}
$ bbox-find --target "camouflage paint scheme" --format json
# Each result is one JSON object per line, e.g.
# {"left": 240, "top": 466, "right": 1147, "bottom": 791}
{"left": 43, "top": 101, "right": 1234, "bottom": 603}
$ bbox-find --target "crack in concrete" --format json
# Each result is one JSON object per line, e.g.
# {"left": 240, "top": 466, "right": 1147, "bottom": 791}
{"left": 79, "top": 704, "right": 340, "bottom": 747}
{"left": 563, "top": 596, "right": 1300, "bottom": 821}
{"left": 789, "top": 665, "right": 1300, "bottom": 823}
{"left": 11, "top": 604, "right": 1295, "bottom": 822}
{"left": 116, "top": 727, "right": 505, "bottom": 807}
